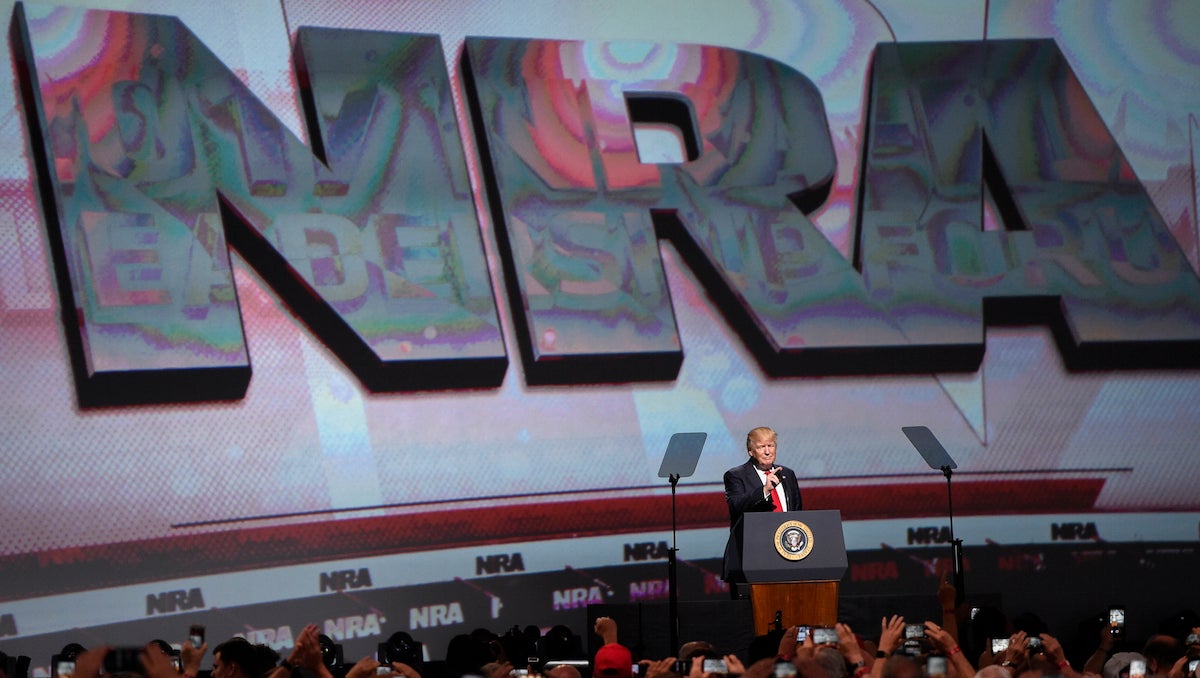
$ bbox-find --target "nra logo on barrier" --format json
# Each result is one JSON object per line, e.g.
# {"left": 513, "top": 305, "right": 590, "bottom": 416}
{"left": 146, "top": 587, "right": 206, "bottom": 615}
{"left": 997, "top": 552, "right": 1045, "bottom": 572}
{"left": 552, "top": 586, "right": 606, "bottom": 611}
{"left": 700, "top": 573, "right": 724, "bottom": 595}
{"left": 475, "top": 553, "right": 525, "bottom": 575}
{"left": 241, "top": 625, "right": 295, "bottom": 651}
{"left": 623, "top": 541, "right": 670, "bottom": 562}
{"left": 907, "top": 526, "right": 953, "bottom": 545}
{"left": 629, "top": 579, "right": 669, "bottom": 602}
{"left": 703, "top": 573, "right": 729, "bottom": 596}
{"left": 850, "top": 560, "right": 900, "bottom": 582}
{"left": 0, "top": 613, "right": 16, "bottom": 637}
{"left": 325, "top": 613, "right": 385, "bottom": 640}
{"left": 1050, "top": 522, "right": 1099, "bottom": 541}
{"left": 320, "top": 567, "right": 374, "bottom": 592}
{"left": 409, "top": 603, "right": 462, "bottom": 629}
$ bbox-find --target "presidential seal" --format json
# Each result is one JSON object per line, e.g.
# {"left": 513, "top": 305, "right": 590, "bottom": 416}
{"left": 774, "top": 520, "right": 815, "bottom": 561}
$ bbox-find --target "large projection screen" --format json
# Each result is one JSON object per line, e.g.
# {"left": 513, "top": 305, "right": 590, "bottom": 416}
{"left": 1, "top": 0, "right": 1198, "bottom": 669}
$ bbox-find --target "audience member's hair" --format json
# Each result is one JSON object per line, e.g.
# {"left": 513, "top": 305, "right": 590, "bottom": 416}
{"left": 1156, "top": 610, "right": 1200, "bottom": 641}
{"left": 882, "top": 655, "right": 923, "bottom": 678}
{"left": 815, "top": 647, "right": 848, "bottom": 678}
{"left": 540, "top": 625, "right": 584, "bottom": 661}
{"left": 743, "top": 658, "right": 781, "bottom": 678}
{"left": 212, "top": 637, "right": 279, "bottom": 678}
{"left": 1141, "top": 635, "right": 1184, "bottom": 672}
{"left": 1011, "top": 612, "right": 1048, "bottom": 638}
{"left": 445, "top": 634, "right": 496, "bottom": 677}
{"left": 679, "top": 641, "right": 715, "bottom": 661}
{"left": 977, "top": 666, "right": 1011, "bottom": 678}
{"left": 795, "top": 656, "right": 831, "bottom": 678}
{"left": 545, "top": 665, "right": 583, "bottom": 678}
{"left": 748, "top": 631, "right": 784, "bottom": 665}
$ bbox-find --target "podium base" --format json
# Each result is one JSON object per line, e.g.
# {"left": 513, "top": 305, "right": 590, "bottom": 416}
{"left": 749, "top": 581, "right": 839, "bottom": 634}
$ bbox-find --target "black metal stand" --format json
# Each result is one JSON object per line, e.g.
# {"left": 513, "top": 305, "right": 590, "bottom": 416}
{"left": 667, "top": 472, "right": 681, "bottom": 655}
{"left": 903, "top": 426, "right": 965, "bottom": 605}
{"left": 655, "top": 432, "right": 706, "bottom": 657}
{"left": 941, "top": 464, "right": 965, "bottom": 605}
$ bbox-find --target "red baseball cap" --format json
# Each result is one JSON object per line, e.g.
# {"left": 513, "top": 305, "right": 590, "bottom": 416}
{"left": 594, "top": 643, "right": 633, "bottom": 678}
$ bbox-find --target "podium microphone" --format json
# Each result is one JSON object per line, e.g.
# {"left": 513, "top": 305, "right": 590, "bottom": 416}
{"left": 772, "top": 610, "right": 783, "bottom": 631}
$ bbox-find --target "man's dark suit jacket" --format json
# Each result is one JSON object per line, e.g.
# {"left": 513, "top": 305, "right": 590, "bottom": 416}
{"left": 721, "top": 459, "right": 803, "bottom": 582}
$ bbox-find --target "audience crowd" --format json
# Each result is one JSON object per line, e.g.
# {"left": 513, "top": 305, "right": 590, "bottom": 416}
{"left": 3, "top": 579, "right": 1197, "bottom": 678}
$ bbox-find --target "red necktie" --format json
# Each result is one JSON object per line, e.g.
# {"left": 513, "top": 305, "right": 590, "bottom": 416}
{"left": 770, "top": 483, "right": 783, "bottom": 512}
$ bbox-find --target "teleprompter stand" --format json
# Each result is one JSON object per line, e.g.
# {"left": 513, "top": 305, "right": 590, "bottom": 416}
{"left": 902, "top": 426, "right": 965, "bottom": 604}
{"left": 657, "top": 432, "right": 707, "bottom": 657}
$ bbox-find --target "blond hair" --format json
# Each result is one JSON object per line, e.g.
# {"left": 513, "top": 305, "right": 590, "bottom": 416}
{"left": 745, "top": 426, "right": 777, "bottom": 450}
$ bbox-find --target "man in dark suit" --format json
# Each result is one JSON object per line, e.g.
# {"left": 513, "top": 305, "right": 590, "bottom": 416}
{"left": 722, "top": 426, "right": 803, "bottom": 583}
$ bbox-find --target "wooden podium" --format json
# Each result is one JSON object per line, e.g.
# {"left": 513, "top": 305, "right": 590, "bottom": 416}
{"left": 727, "top": 510, "right": 848, "bottom": 634}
